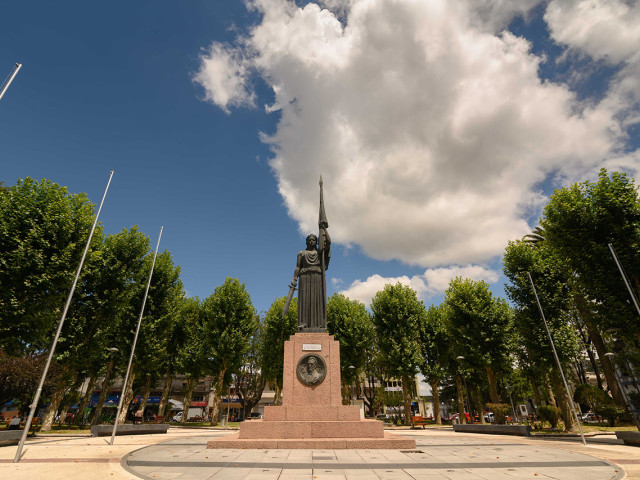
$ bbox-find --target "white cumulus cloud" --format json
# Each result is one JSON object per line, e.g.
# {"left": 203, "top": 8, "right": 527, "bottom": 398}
{"left": 338, "top": 265, "right": 499, "bottom": 307}
{"left": 194, "top": 0, "right": 638, "bottom": 270}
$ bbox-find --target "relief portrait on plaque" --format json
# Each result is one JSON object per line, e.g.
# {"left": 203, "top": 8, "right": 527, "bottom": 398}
{"left": 297, "top": 354, "right": 326, "bottom": 386}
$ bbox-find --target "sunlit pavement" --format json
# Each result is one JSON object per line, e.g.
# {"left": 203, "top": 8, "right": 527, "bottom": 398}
{"left": 1, "top": 427, "right": 639, "bottom": 479}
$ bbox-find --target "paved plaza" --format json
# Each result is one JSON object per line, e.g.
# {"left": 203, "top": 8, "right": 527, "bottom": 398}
{"left": 1, "top": 427, "right": 640, "bottom": 479}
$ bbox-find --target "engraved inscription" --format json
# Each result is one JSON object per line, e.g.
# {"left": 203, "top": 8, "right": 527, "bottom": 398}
{"left": 302, "top": 344, "right": 322, "bottom": 351}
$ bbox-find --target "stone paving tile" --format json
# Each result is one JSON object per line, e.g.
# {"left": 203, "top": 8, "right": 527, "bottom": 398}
{"left": 344, "top": 474, "right": 381, "bottom": 480}
{"left": 373, "top": 468, "right": 415, "bottom": 479}
{"left": 313, "top": 475, "right": 348, "bottom": 480}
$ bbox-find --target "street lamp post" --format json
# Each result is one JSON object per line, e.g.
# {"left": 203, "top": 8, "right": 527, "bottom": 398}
{"left": 348, "top": 366, "right": 356, "bottom": 406}
{"left": 604, "top": 352, "right": 640, "bottom": 431}
{"left": 456, "top": 356, "right": 473, "bottom": 423}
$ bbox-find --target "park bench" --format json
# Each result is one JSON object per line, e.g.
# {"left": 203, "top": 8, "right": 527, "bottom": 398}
{"left": 411, "top": 415, "right": 428, "bottom": 429}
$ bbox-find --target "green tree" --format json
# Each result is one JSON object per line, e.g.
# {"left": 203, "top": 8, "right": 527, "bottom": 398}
{"left": 444, "top": 278, "right": 515, "bottom": 404}
{"left": 371, "top": 283, "right": 425, "bottom": 425}
{"left": 134, "top": 250, "right": 184, "bottom": 415}
{"left": 0, "top": 178, "right": 99, "bottom": 354}
{"left": 234, "top": 317, "right": 266, "bottom": 419}
{"left": 203, "top": 278, "right": 256, "bottom": 423}
{"left": 259, "top": 297, "right": 297, "bottom": 405}
{"left": 503, "top": 239, "right": 581, "bottom": 431}
{"left": 175, "top": 297, "right": 212, "bottom": 424}
{"left": 541, "top": 169, "right": 640, "bottom": 405}
{"left": 327, "top": 293, "right": 373, "bottom": 404}
{"left": 418, "top": 304, "right": 451, "bottom": 424}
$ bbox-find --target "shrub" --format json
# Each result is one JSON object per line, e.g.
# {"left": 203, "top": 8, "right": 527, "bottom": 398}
{"left": 537, "top": 405, "right": 561, "bottom": 428}
{"left": 574, "top": 384, "right": 610, "bottom": 412}
{"left": 593, "top": 404, "right": 624, "bottom": 427}
{"left": 486, "top": 403, "right": 511, "bottom": 424}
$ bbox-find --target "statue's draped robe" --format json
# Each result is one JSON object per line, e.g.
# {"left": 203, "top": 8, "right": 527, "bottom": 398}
{"left": 296, "top": 247, "right": 330, "bottom": 330}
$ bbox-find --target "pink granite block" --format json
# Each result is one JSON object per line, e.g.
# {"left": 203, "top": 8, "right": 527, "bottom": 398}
{"left": 344, "top": 437, "right": 416, "bottom": 449}
{"left": 310, "top": 421, "right": 383, "bottom": 438}
{"left": 276, "top": 439, "right": 348, "bottom": 449}
{"left": 263, "top": 406, "right": 287, "bottom": 421}
{"left": 238, "top": 421, "right": 311, "bottom": 439}
{"left": 336, "top": 406, "right": 361, "bottom": 421}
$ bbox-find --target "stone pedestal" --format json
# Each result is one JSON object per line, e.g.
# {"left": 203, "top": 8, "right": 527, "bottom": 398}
{"left": 208, "top": 333, "right": 415, "bottom": 449}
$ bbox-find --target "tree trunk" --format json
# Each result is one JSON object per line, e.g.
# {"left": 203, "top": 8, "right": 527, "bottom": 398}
{"left": 140, "top": 374, "right": 152, "bottom": 414}
{"left": 529, "top": 374, "right": 542, "bottom": 408}
{"left": 456, "top": 375, "right": 466, "bottom": 424}
{"left": 92, "top": 359, "right": 115, "bottom": 425}
{"left": 430, "top": 378, "right": 441, "bottom": 424}
{"left": 58, "top": 377, "right": 83, "bottom": 427}
{"left": 573, "top": 293, "right": 627, "bottom": 407}
{"left": 577, "top": 325, "right": 603, "bottom": 390}
{"left": 544, "top": 373, "right": 556, "bottom": 406}
{"left": 474, "top": 385, "right": 486, "bottom": 424}
{"left": 485, "top": 365, "right": 501, "bottom": 403}
{"left": 158, "top": 369, "right": 172, "bottom": 418}
{"left": 67, "top": 375, "right": 93, "bottom": 426}
{"left": 550, "top": 367, "right": 576, "bottom": 432}
{"left": 273, "top": 382, "right": 282, "bottom": 406}
{"left": 341, "top": 382, "right": 351, "bottom": 405}
{"left": 210, "top": 369, "right": 226, "bottom": 425}
{"left": 181, "top": 376, "right": 196, "bottom": 424}
{"left": 585, "top": 324, "right": 627, "bottom": 407}
{"left": 117, "top": 371, "right": 135, "bottom": 424}
{"left": 401, "top": 376, "right": 413, "bottom": 426}
{"left": 40, "top": 377, "right": 68, "bottom": 431}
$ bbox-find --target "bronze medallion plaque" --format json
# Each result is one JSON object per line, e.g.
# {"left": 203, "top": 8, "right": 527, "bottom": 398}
{"left": 296, "top": 353, "right": 326, "bottom": 386}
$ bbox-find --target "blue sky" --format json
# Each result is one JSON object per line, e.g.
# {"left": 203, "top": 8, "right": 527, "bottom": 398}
{"left": 2, "top": 0, "right": 639, "bottom": 315}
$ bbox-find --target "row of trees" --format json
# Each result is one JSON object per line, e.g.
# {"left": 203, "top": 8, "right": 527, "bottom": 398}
{"left": 2, "top": 170, "right": 639, "bottom": 431}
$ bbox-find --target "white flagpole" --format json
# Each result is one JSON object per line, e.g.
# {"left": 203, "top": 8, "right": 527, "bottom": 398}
{"left": 110, "top": 226, "right": 164, "bottom": 445}
{"left": 0, "top": 63, "right": 22, "bottom": 102}
{"left": 14, "top": 170, "right": 114, "bottom": 463}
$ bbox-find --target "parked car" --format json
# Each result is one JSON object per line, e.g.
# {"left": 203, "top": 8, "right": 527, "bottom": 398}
{"left": 172, "top": 412, "right": 183, "bottom": 422}
{"left": 581, "top": 412, "right": 598, "bottom": 422}
{"left": 484, "top": 412, "right": 495, "bottom": 423}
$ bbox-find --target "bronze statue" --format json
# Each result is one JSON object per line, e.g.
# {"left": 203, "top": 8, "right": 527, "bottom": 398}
{"left": 283, "top": 177, "right": 330, "bottom": 331}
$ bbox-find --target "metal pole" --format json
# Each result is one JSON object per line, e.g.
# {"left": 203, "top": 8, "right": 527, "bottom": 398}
{"left": 604, "top": 353, "right": 640, "bottom": 431}
{"left": 527, "top": 272, "right": 586, "bottom": 445}
{"left": 14, "top": 171, "right": 114, "bottom": 463}
{"left": 608, "top": 244, "right": 640, "bottom": 319}
{"left": 0, "top": 63, "right": 22, "bottom": 102}
{"left": 110, "top": 226, "right": 163, "bottom": 445}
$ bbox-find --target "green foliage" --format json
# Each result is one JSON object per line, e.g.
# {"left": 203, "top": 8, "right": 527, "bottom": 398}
{"left": 259, "top": 296, "right": 297, "bottom": 390}
{"left": 503, "top": 240, "right": 580, "bottom": 371}
{"left": 537, "top": 405, "right": 561, "bottom": 428}
{"left": 594, "top": 404, "right": 624, "bottom": 427}
{"left": 135, "top": 249, "right": 184, "bottom": 382}
{"left": 418, "top": 304, "right": 450, "bottom": 383}
{"left": 542, "top": 169, "right": 640, "bottom": 336}
{"left": 573, "top": 383, "right": 623, "bottom": 426}
{"left": 203, "top": 278, "right": 256, "bottom": 385}
{"left": 0, "top": 177, "right": 99, "bottom": 354}
{"left": 176, "top": 297, "right": 212, "bottom": 379}
{"left": 370, "top": 283, "right": 425, "bottom": 379}
{"left": 574, "top": 383, "right": 611, "bottom": 412}
{"left": 327, "top": 293, "right": 373, "bottom": 382}
{"left": 444, "top": 278, "right": 514, "bottom": 371}
{"left": 486, "top": 403, "right": 511, "bottom": 424}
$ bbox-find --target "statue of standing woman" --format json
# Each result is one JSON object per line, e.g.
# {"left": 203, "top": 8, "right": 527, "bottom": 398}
{"left": 283, "top": 177, "right": 330, "bottom": 331}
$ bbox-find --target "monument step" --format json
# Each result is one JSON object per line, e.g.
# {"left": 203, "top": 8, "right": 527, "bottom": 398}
{"left": 208, "top": 431, "right": 416, "bottom": 449}
{"left": 238, "top": 419, "right": 384, "bottom": 439}
{"left": 264, "top": 405, "right": 361, "bottom": 421}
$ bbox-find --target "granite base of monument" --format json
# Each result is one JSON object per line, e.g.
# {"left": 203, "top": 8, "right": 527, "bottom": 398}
{"left": 207, "top": 333, "right": 415, "bottom": 449}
